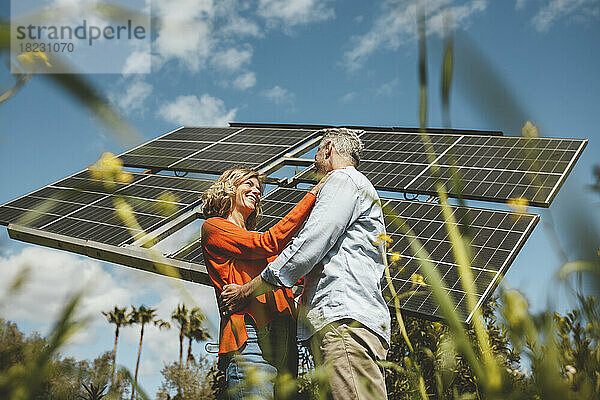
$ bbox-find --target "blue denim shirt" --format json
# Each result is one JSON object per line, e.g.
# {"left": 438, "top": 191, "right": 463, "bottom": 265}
{"left": 261, "top": 166, "right": 391, "bottom": 345}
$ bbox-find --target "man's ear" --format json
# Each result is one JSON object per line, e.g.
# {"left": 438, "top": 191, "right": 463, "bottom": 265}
{"left": 325, "top": 141, "right": 334, "bottom": 158}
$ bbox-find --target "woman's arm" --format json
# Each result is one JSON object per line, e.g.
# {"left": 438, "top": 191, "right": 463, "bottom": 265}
{"left": 202, "top": 192, "right": 316, "bottom": 260}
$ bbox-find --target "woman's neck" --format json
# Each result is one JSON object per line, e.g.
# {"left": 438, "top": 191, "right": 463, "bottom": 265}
{"left": 227, "top": 209, "right": 248, "bottom": 229}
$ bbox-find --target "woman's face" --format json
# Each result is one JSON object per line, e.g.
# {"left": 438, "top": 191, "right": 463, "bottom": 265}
{"left": 232, "top": 176, "right": 261, "bottom": 218}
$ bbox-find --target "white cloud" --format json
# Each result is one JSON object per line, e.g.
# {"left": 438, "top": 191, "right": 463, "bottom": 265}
{"left": 530, "top": 0, "right": 599, "bottom": 32}
{"left": 257, "top": 0, "right": 335, "bottom": 27}
{"left": 111, "top": 80, "right": 153, "bottom": 114}
{"left": 515, "top": 0, "right": 529, "bottom": 10}
{"left": 0, "top": 247, "right": 132, "bottom": 332}
{"left": 219, "top": 15, "right": 262, "bottom": 37}
{"left": 375, "top": 78, "right": 400, "bottom": 97}
{"left": 344, "top": 0, "right": 487, "bottom": 71}
{"left": 339, "top": 92, "right": 356, "bottom": 103}
{"left": 153, "top": 0, "right": 215, "bottom": 71}
{"left": 262, "top": 85, "right": 295, "bottom": 105}
{"left": 233, "top": 71, "right": 257, "bottom": 90}
{"left": 147, "top": 0, "right": 338, "bottom": 75}
{"left": 211, "top": 47, "right": 253, "bottom": 72}
{"left": 159, "top": 94, "right": 237, "bottom": 126}
{"left": 49, "top": 0, "right": 111, "bottom": 27}
{"left": 0, "top": 248, "right": 141, "bottom": 353}
{"left": 122, "top": 51, "right": 152, "bottom": 74}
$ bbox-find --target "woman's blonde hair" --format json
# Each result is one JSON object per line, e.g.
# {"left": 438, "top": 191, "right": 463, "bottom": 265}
{"left": 200, "top": 168, "right": 265, "bottom": 230}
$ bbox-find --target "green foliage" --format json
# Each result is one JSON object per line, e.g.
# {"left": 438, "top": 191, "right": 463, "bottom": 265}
{"left": 155, "top": 358, "right": 218, "bottom": 400}
{"left": 0, "top": 317, "right": 129, "bottom": 399}
{"left": 79, "top": 382, "right": 108, "bottom": 400}
{"left": 384, "top": 298, "right": 529, "bottom": 400}
{"left": 553, "top": 296, "right": 600, "bottom": 398}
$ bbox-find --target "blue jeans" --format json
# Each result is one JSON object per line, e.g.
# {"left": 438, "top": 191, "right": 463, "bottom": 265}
{"left": 225, "top": 315, "right": 297, "bottom": 400}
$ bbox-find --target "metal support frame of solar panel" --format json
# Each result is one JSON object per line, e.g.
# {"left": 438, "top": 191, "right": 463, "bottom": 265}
{"left": 295, "top": 130, "right": 587, "bottom": 207}
{"left": 119, "top": 126, "right": 320, "bottom": 175}
{"left": 226, "top": 186, "right": 538, "bottom": 323}
{"left": 7, "top": 224, "right": 211, "bottom": 285}
{"left": 0, "top": 170, "right": 213, "bottom": 247}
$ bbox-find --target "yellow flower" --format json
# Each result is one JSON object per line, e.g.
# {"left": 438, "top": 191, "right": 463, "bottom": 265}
{"left": 89, "top": 152, "right": 132, "bottom": 189}
{"left": 521, "top": 120, "right": 539, "bottom": 138}
{"left": 117, "top": 171, "right": 133, "bottom": 184}
{"left": 507, "top": 197, "right": 529, "bottom": 214}
{"left": 410, "top": 273, "right": 425, "bottom": 286}
{"left": 17, "top": 51, "right": 52, "bottom": 68}
{"left": 389, "top": 252, "right": 402, "bottom": 264}
{"left": 156, "top": 191, "right": 179, "bottom": 217}
{"left": 373, "top": 232, "right": 393, "bottom": 247}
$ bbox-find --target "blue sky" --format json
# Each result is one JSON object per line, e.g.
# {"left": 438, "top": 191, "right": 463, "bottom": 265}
{"left": 1, "top": 0, "right": 599, "bottom": 396}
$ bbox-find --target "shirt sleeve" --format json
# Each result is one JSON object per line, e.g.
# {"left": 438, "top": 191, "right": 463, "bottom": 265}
{"left": 201, "top": 192, "right": 316, "bottom": 260}
{"left": 261, "top": 171, "right": 360, "bottom": 287}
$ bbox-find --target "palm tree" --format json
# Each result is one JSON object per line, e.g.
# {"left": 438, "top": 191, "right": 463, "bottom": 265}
{"left": 79, "top": 383, "right": 107, "bottom": 400}
{"left": 185, "top": 307, "right": 211, "bottom": 367}
{"left": 101, "top": 306, "right": 128, "bottom": 389}
{"left": 171, "top": 304, "right": 190, "bottom": 366}
{"left": 128, "top": 305, "right": 159, "bottom": 400}
{"left": 155, "top": 319, "right": 171, "bottom": 331}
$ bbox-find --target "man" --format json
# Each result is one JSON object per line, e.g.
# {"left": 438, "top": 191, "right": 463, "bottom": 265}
{"left": 222, "top": 128, "right": 391, "bottom": 400}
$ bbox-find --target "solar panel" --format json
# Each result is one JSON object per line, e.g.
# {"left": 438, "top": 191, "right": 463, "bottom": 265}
{"left": 382, "top": 198, "right": 538, "bottom": 322}
{"left": 119, "top": 127, "right": 318, "bottom": 175}
{"left": 0, "top": 170, "right": 212, "bottom": 247}
{"left": 210, "top": 186, "right": 538, "bottom": 323}
{"left": 297, "top": 131, "right": 587, "bottom": 207}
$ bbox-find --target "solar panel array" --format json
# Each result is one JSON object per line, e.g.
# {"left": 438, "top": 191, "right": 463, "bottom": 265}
{"left": 119, "top": 127, "right": 317, "bottom": 175}
{"left": 298, "top": 131, "right": 587, "bottom": 207}
{"left": 218, "top": 187, "right": 538, "bottom": 322}
{"left": 0, "top": 124, "right": 584, "bottom": 323}
{"left": 0, "top": 171, "right": 212, "bottom": 247}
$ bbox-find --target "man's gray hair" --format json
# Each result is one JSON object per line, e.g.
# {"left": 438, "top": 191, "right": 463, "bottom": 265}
{"left": 318, "top": 128, "right": 364, "bottom": 166}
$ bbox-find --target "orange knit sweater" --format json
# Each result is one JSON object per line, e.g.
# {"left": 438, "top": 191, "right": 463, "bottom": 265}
{"left": 201, "top": 192, "right": 316, "bottom": 354}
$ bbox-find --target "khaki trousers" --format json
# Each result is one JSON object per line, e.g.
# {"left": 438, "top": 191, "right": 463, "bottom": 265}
{"left": 309, "top": 319, "right": 388, "bottom": 400}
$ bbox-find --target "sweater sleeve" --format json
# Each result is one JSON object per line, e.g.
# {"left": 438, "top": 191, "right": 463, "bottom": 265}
{"left": 202, "top": 192, "right": 316, "bottom": 260}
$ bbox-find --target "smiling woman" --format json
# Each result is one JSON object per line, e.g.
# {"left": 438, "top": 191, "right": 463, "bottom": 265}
{"left": 199, "top": 168, "right": 325, "bottom": 399}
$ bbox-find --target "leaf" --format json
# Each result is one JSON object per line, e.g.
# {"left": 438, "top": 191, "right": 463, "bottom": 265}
{"left": 558, "top": 260, "right": 600, "bottom": 280}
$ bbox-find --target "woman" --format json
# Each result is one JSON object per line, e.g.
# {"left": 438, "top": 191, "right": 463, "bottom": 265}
{"left": 200, "top": 168, "right": 325, "bottom": 399}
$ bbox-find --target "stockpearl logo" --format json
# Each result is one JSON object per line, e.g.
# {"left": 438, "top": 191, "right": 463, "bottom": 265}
{"left": 11, "top": 0, "right": 151, "bottom": 74}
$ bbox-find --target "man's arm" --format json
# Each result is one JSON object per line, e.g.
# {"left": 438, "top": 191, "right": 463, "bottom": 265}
{"left": 261, "top": 171, "right": 360, "bottom": 286}
{"left": 221, "top": 171, "right": 360, "bottom": 313}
